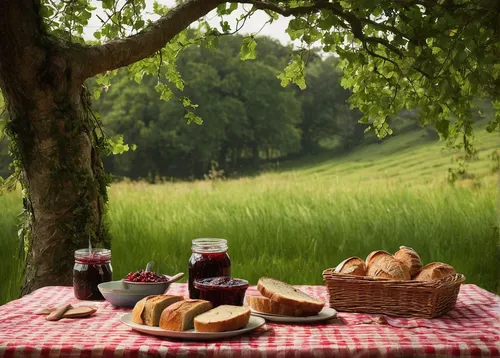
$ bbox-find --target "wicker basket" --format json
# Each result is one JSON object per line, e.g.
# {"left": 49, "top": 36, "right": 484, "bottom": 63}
{"left": 322, "top": 268, "right": 465, "bottom": 318}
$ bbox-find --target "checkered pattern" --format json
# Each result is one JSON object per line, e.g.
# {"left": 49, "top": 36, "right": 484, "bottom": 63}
{"left": 0, "top": 284, "right": 498, "bottom": 357}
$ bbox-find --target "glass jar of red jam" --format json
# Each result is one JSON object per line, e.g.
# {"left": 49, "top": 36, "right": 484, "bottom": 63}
{"left": 73, "top": 248, "right": 113, "bottom": 300}
{"left": 188, "top": 238, "right": 231, "bottom": 299}
{"left": 194, "top": 277, "right": 248, "bottom": 307}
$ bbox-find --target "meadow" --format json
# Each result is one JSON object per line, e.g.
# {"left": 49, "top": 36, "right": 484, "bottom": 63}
{"left": 0, "top": 126, "right": 499, "bottom": 305}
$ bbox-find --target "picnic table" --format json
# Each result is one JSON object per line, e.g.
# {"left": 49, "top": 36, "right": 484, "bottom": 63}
{"left": 0, "top": 283, "right": 498, "bottom": 357}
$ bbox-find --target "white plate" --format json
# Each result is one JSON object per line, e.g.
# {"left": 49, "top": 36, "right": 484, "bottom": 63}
{"left": 250, "top": 307, "right": 337, "bottom": 323}
{"left": 120, "top": 313, "right": 266, "bottom": 340}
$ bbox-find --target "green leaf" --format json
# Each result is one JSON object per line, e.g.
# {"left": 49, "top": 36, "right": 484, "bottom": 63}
{"left": 155, "top": 83, "right": 173, "bottom": 101}
{"left": 107, "top": 136, "right": 128, "bottom": 155}
{"left": 220, "top": 20, "right": 231, "bottom": 33}
{"left": 217, "top": 3, "right": 238, "bottom": 16}
{"left": 277, "top": 55, "right": 306, "bottom": 89}
{"left": 181, "top": 97, "right": 198, "bottom": 109}
{"left": 185, "top": 111, "right": 202, "bottom": 125}
{"left": 239, "top": 37, "right": 257, "bottom": 61}
{"left": 134, "top": 19, "right": 145, "bottom": 30}
{"left": 92, "top": 87, "right": 102, "bottom": 100}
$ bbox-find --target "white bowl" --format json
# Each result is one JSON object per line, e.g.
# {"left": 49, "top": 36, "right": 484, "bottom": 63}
{"left": 98, "top": 280, "right": 170, "bottom": 307}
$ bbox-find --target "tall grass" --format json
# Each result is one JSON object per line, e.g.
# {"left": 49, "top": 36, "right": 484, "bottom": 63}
{"left": 0, "top": 193, "right": 23, "bottom": 304}
{"left": 1, "top": 177, "right": 498, "bottom": 305}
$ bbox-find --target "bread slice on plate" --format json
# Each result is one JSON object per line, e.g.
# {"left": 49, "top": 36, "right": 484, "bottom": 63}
{"left": 247, "top": 295, "right": 318, "bottom": 317}
{"left": 159, "top": 299, "right": 213, "bottom": 331}
{"left": 194, "top": 305, "right": 250, "bottom": 332}
{"left": 257, "top": 277, "right": 324, "bottom": 314}
{"left": 132, "top": 295, "right": 183, "bottom": 326}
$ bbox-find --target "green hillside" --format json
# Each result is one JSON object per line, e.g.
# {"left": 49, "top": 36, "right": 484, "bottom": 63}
{"left": 274, "top": 121, "right": 499, "bottom": 186}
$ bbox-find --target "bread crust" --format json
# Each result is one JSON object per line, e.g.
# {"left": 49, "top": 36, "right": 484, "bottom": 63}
{"left": 247, "top": 295, "right": 318, "bottom": 317}
{"left": 365, "top": 250, "right": 392, "bottom": 268}
{"left": 334, "top": 257, "right": 366, "bottom": 276}
{"left": 143, "top": 295, "right": 183, "bottom": 326}
{"left": 194, "top": 305, "right": 250, "bottom": 332}
{"left": 159, "top": 299, "right": 212, "bottom": 331}
{"left": 132, "top": 295, "right": 183, "bottom": 326}
{"left": 257, "top": 277, "right": 324, "bottom": 314}
{"left": 366, "top": 255, "right": 411, "bottom": 280}
{"left": 394, "top": 246, "right": 422, "bottom": 277}
{"left": 413, "top": 262, "right": 456, "bottom": 281}
{"left": 132, "top": 296, "right": 155, "bottom": 324}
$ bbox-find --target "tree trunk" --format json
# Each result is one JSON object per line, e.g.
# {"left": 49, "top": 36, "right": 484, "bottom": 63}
{"left": 251, "top": 142, "right": 260, "bottom": 167}
{"left": 0, "top": 0, "right": 109, "bottom": 295}
{"left": 18, "top": 86, "right": 109, "bottom": 294}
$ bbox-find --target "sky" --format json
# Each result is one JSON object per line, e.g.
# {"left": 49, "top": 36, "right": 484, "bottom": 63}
{"left": 85, "top": 1, "right": 295, "bottom": 45}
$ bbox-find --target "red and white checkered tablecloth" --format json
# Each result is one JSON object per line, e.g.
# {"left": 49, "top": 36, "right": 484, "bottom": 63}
{"left": 0, "top": 284, "right": 498, "bottom": 357}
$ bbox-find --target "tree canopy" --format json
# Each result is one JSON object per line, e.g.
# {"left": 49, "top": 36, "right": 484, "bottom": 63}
{"left": 90, "top": 35, "right": 363, "bottom": 180}
{"left": 2, "top": 1, "right": 499, "bottom": 156}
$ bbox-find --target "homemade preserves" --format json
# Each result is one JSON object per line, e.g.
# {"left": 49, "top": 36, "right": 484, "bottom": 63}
{"left": 188, "top": 238, "right": 231, "bottom": 299}
{"left": 73, "top": 248, "right": 112, "bottom": 300}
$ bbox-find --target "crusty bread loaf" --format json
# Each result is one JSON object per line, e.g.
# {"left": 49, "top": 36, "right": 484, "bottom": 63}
{"left": 366, "top": 255, "right": 411, "bottom": 280}
{"left": 394, "top": 246, "right": 422, "bottom": 277}
{"left": 132, "top": 295, "right": 183, "bottom": 326}
{"left": 413, "top": 262, "right": 456, "bottom": 281}
{"left": 257, "top": 277, "right": 324, "bottom": 314}
{"left": 132, "top": 296, "right": 149, "bottom": 325}
{"left": 334, "top": 257, "right": 366, "bottom": 276}
{"left": 365, "top": 250, "right": 392, "bottom": 268}
{"left": 159, "top": 299, "right": 212, "bottom": 331}
{"left": 144, "top": 295, "right": 183, "bottom": 326}
{"left": 247, "top": 295, "right": 318, "bottom": 317}
{"left": 194, "top": 305, "right": 250, "bottom": 332}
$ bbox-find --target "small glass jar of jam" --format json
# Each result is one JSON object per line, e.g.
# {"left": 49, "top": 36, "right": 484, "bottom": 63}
{"left": 188, "top": 238, "right": 231, "bottom": 299}
{"left": 194, "top": 277, "right": 248, "bottom": 307}
{"left": 73, "top": 248, "right": 113, "bottom": 300}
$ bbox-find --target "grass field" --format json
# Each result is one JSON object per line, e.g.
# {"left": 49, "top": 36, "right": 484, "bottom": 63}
{"left": 0, "top": 125, "right": 499, "bottom": 305}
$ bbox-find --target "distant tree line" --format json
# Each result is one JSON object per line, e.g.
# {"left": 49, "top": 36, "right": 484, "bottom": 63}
{"left": 0, "top": 34, "right": 446, "bottom": 181}
{"left": 89, "top": 35, "right": 365, "bottom": 180}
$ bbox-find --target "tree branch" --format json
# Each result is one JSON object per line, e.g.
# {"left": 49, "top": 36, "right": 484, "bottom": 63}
{"left": 78, "top": 0, "right": 223, "bottom": 79}
{"left": 232, "top": 0, "right": 323, "bottom": 16}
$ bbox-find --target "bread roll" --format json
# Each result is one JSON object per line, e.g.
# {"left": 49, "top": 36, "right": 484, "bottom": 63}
{"left": 394, "top": 246, "right": 422, "bottom": 277}
{"left": 132, "top": 295, "right": 183, "bottom": 326}
{"left": 334, "top": 257, "right": 366, "bottom": 276}
{"left": 159, "top": 299, "right": 212, "bottom": 331}
{"left": 366, "top": 255, "right": 411, "bottom": 280}
{"left": 247, "top": 295, "right": 319, "bottom": 317}
{"left": 194, "top": 305, "right": 250, "bottom": 332}
{"left": 365, "top": 250, "right": 392, "bottom": 268}
{"left": 257, "top": 277, "right": 324, "bottom": 314}
{"left": 413, "top": 262, "right": 456, "bottom": 281}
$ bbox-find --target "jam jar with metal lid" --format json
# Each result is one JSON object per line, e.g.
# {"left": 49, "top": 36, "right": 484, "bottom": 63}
{"left": 73, "top": 248, "right": 112, "bottom": 300}
{"left": 188, "top": 238, "right": 231, "bottom": 299}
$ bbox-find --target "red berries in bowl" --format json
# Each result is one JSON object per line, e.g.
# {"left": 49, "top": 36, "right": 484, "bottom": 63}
{"left": 123, "top": 270, "right": 169, "bottom": 283}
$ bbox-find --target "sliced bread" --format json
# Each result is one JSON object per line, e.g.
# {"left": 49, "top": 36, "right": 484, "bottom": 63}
{"left": 194, "top": 305, "right": 250, "bottom": 332}
{"left": 132, "top": 295, "right": 183, "bottom": 326}
{"left": 257, "top": 277, "right": 324, "bottom": 314}
{"left": 132, "top": 296, "right": 150, "bottom": 325}
{"left": 143, "top": 295, "right": 183, "bottom": 326}
{"left": 247, "top": 295, "right": 318, "bottom": 317}
{"left": 159, "top": 299, "right": 213, "bottom": 331}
